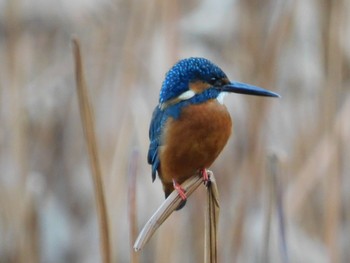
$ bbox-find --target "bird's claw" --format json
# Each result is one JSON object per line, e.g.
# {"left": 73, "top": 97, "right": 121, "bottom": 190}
{"left": 201, "top": 168, "right": 211, "bottom": 186}
{"left": 173, "top": 179, "right": 187, "bottom": 200}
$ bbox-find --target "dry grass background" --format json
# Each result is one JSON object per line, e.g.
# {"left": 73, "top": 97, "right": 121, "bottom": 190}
{"left": 1, "top": 0, "right": 350, "bottom": 262}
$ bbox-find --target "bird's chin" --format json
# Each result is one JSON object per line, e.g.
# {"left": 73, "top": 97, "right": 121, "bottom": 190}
{"left": 216, "top": 92, "right": 228, "bottom": 105}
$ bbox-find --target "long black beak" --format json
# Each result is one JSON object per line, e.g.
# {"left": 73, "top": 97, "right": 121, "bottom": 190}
{"left": 221, "top": 81, "right": 280, "bottom": 98}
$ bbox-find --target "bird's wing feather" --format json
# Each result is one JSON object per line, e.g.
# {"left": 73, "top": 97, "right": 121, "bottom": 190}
{"left": 148, "top": 102, "right": 185, "bottom": 182}
{"left": 148, "top": 106, "right": 165, "bottom": 182}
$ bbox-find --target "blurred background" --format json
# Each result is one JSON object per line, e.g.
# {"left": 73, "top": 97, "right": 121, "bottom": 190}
{"left": 1, "top": 0, "right": 349, "bottom": 262}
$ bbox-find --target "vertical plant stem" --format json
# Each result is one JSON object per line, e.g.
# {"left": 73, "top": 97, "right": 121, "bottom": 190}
{"left": 273, "top": 156, "right": 288, "bottom": 263}
{"left": 204, "top": 172, "right": 220, "bottom": 263}
{"left": 128, "top": 149, "right": 139, "bottom": 263}
{"left": 262, "top": 162, "right": 273, "bottom": 263}
{"left": 324, "top": 0, "right": 344, "bottom": 261}
{"left": 266, "top": 154, "right": 288, "bottom": 263}
{"left": 72, "top": 38, "right": 111, "bottom": 263}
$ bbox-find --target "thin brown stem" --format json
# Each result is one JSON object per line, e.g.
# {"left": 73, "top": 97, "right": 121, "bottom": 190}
{"left": 72, "top": 38, "right": 111, "bottom": 263}
{"left": 204, "top": 172, "right": 220, "bottom": 263}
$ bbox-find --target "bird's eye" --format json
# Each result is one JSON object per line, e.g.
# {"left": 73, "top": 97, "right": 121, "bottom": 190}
{"left": 209, "top": 77, "right": 222, "bottom": 86}
{"left": 209, "top": 77, "right": 218, "bottom": 84}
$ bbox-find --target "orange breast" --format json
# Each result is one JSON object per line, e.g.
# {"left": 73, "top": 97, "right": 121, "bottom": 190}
{"left": 159, "top": 99, "right": 232, "bottom": 185}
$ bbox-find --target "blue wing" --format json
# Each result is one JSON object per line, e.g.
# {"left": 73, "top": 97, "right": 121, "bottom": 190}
{"left": 148, "top": 106, "right": 165, "bottom": 182}
{"left": 148, "top": 102, "right": 185, "bottom": 182}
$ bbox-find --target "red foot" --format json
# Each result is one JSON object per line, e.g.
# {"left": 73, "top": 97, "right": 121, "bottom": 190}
{"left": 173, "top": 179, "right": 187, "bottom": 200}
{"left": 200, "top": 168, "right": 210, "bottom": 186}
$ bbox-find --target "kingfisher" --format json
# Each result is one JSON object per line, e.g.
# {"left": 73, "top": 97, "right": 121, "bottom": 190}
{"left": 148, "top": 57, "right": 279, "bottom": 209}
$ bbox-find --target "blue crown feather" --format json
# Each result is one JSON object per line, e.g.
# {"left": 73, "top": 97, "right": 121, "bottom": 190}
{"left": 159, "top": 57, "right": 227, "bottom": 104}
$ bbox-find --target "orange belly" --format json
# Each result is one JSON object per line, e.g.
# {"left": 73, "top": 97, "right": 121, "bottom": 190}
{"left": 159, "top": 99, "right": 232, "bottom": 192}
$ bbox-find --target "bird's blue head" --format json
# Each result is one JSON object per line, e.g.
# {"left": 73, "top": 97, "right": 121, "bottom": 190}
{"left": 159, "top": 57, "right": 227, "bottom": 104}
{"left": 159, "top": 57, "right": 279, "bottom": 109}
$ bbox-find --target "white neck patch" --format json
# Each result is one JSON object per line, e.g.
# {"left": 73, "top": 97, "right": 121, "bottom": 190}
{"left": 178, "top": 89, "right": 196, "bottom": 100}
{"left": 217, "top": 92, "right": 228, "bottom": 104}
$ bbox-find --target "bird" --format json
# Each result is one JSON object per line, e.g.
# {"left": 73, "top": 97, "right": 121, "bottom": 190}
{"left": 147, "top": 57, "right": 280, "bottom": 209}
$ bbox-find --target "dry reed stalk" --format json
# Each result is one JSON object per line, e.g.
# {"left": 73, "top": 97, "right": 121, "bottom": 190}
{"left": 322, "top": 0, "right": 344, "bottom": 260}
{"left": 262, "top": 159, "right": 273, "bottom": 263}
{"left": 134, "top": 172, "right": 216, "bottom": 251}
{"left": 133, "top": 174, "right": 203, "bottom": 251}
{"left": 265, "top": 154, "right": 288, "bottom": 263}
{"left": 227, "top": 161, "right": 252, "bottom": 262}
{"left": 204, "top": 172, "right": 220, "bottom": 263}
{"left": 72, "top": 38, "right": 111, "bottom": 263}
{"left": 5, "top": 2, "right": 34, "bottom": 262}
{"left": 128, "top": 149, "right": 140, "bottom": 263}
{"left": 134, "top": 172, "right": 220, "bottom": 262}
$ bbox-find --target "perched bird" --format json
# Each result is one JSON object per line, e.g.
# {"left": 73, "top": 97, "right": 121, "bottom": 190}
{"left": 148, "top": 57, "right": 279, "bottom": 209}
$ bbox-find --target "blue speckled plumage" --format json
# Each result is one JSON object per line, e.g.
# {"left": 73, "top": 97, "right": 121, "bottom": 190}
{"left": 159, "top": 57, "right": 227, "bottom": 104}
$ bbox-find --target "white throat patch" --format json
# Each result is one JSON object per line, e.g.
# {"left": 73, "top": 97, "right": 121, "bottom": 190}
{"left": 217, "top": 92, "right": 228, "bottom": 104}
